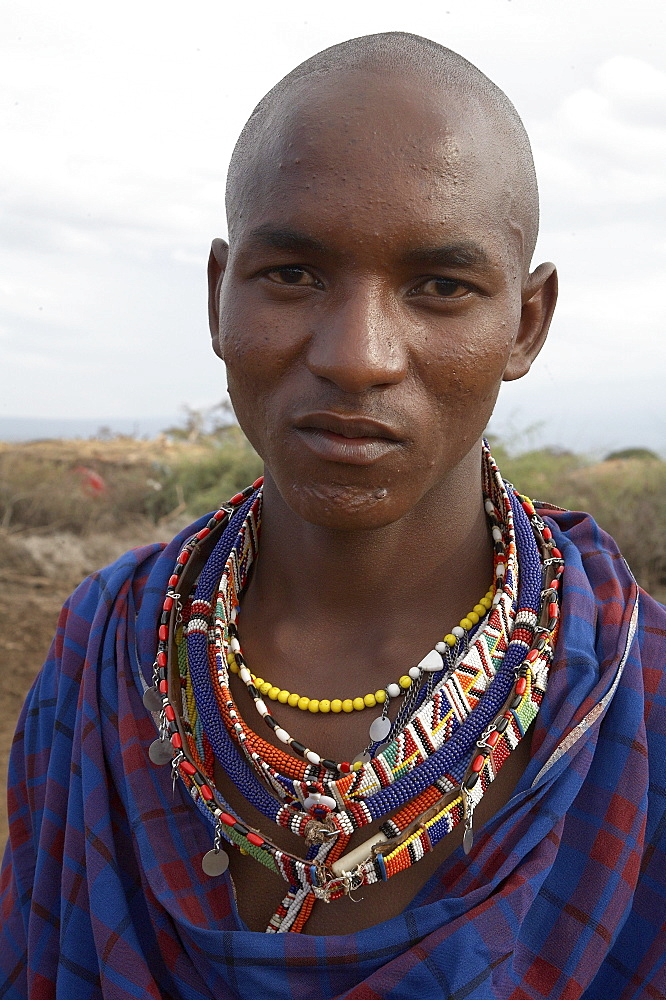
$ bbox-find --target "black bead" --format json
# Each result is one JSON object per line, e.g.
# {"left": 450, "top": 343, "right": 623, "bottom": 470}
{"left": 510, "top": 694, "right": 521, "bottom": 709}
{"left": 233, "top": 822, "right": 248, "bottom": 836}
{"left": 322, "top": 759, "right": 338, "bottom": 772}
{"left": 496, "top": 717, "right": 509, "bottom": 733}
{"left": 291, "top": 740, "right": 306, "bottom": 756}
{"left": 264, "top": 716, "right": 277, "bottom": 730}
{"left": 464, "top": 772, "right": 479, "bottom": 790}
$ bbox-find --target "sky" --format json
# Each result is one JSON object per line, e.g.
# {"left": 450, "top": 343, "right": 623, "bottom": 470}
{"left": 1, "top": 0, "right": 665, "bottom": 454}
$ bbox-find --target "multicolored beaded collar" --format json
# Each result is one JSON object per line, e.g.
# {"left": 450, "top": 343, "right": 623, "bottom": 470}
{"left": 146, "top": 444, "right": 563, "bottom": 932}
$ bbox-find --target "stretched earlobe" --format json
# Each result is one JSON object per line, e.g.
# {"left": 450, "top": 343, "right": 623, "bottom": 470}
{"left": 207, "top": 238, "right": 229, "bottom": 359}
{"left": 503, "top": 263, "right": 558, "bottom": 382}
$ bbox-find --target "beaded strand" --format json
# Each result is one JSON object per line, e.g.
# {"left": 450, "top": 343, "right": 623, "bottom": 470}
{"left": 145, "top": 445, "right": 564, "bottom": 930}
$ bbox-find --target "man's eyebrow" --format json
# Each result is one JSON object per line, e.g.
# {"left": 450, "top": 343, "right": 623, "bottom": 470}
{"left": 401, "top": 242, "right": 492, "bottom": 269}
{"left": 243, "top": 226, "right": 329, "bottom": 255}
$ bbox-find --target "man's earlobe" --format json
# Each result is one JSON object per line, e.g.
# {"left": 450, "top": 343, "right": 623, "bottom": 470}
{"left": 208, "top": 238, "right": 229, "bottom": 359}
{"left": 503, "top": 263, "right": 558, "bottom": 382}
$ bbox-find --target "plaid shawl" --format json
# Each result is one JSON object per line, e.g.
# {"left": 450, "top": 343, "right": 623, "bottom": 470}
{"left": 1, "top": 507, "right": 665, "bottom": 999}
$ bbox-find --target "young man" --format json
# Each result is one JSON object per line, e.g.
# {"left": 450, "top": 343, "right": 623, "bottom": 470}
{"left": 1, "top": 32, "right": 664, "bottom": 1000}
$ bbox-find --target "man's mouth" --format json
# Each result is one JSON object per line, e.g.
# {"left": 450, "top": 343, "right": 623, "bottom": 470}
{"left": 292, "top": 412, "right": 405, "bottom": 465}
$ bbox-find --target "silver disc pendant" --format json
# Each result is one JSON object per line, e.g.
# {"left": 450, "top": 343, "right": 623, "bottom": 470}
{"left": 352, "top": 751, "right": 372, "bottom": 766}
{"left": 148, "top": 739, "right": 174, "bottom": 765}
{"left": 143, "top": 685, "right": 162, "bottom": 712}
{"left": 368, "top": 715, "right": 392, "bottom": 743}
{"left": 202, "top": 848, "right": 230, "bottom": 876}
{"left": 463, "top": 828, "right": 474, "bottom": 855}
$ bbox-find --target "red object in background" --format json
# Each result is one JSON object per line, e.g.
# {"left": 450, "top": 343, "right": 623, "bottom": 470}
{"left": 73, "top": 465, "right": 107, "bottom": 497}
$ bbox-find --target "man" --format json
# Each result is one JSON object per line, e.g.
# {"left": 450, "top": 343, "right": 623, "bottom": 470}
{"left": 1, "top": 31, "right": 664, "bottom": 1000}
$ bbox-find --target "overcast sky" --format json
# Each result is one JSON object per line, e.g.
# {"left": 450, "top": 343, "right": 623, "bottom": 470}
{"left": 1, "top": 0, "right": 665, "bottom": 454}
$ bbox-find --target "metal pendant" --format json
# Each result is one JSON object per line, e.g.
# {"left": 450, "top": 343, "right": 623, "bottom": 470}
{"left": 202, "top": 848, "right": 230, "bottom": 876}
{"left": 418, "top": 648, "right": 445, "bottom": 673}
{"left": 142, "top": 685, "right": 162, "bottom": 712}
{"left": 148, "top": 739, "right": 174, "bottom": 765}
{"left": 368, "top": 715, "right": 392, "bottom": 743}
{"left": 463, "top": 827, "right": 474, "bottom": 855}
{"left": 352, "top": 751, "right": 372, "bottom": 766}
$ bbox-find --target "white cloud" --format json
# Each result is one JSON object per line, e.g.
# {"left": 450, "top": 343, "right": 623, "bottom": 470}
{"left": 1, "top": 0, "right": 665, "bottom": 454}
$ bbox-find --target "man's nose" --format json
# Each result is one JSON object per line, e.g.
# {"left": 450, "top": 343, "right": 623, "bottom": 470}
{"left": 305, "top": 282, "right": 408, "bottom": 393}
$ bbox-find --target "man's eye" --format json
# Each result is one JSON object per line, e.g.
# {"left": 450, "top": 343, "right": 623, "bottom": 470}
{"left": 266, "top": 267, "right": 315, "bottom": 286}
{"left": 415, "top": 277, "right": 468, "bottom": 298}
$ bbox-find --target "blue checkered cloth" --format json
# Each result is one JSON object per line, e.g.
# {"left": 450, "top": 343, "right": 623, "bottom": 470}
{"left": 0, "top": 507, "right": 665, "bottom": 998}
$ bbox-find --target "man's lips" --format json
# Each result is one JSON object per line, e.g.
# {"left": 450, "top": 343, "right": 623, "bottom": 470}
{"left": 293, "top": 412, "right": 403, "bottom": 440}
{"left": 292, "top": 412, "right": 405, "bottom": 465}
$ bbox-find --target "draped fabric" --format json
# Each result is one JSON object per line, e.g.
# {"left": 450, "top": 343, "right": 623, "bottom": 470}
{"left": 1, "top": 507, "right": 665, "bottom": 999}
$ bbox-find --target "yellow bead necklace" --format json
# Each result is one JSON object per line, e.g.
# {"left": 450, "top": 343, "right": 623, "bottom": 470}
{"left": 228, "top": 586, "right": 495, "bottom": 713}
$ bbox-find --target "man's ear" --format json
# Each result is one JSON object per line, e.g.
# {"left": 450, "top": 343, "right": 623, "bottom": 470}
{"left": 208, "top": 238, "right": 229, "bottom": 359}
{"left": 503, "top": 262, "right": 558, "bottom": 381}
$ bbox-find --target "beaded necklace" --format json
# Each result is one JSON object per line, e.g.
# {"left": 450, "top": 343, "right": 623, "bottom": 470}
{"left": 146, "top": 445, "right": 563, "bottom": 932}
{"left": 230, "top": 583, "right": 496, "bottom": 716}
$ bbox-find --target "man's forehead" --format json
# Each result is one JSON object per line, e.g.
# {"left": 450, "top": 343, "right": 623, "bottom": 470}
{"left": 230, "top": 79, "right": 519, "bottom": 261}
{"left": 258, "top": 68, "right": 484, "bottom": 170}
{"left": 227, "top": 48, "right": 539, "bottom": 271}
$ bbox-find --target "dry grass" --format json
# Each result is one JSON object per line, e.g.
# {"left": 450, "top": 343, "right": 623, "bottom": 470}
{"left": 1, "top": 432, "right": 664, "bottom": 601}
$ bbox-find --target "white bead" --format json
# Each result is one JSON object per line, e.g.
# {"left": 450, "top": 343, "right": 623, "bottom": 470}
{"left": 386, "top": 683, "right": 401, "bottom": 699}
{"left": 434, "top": 641, "right": 447, "bottom": 654}
{"left": 319, "top": 795, "right": 337, "bottom": 811}
{"left": 369, "top": 715, "right": 392, "bottom": 742}
{"left": 493, "top": 592, "right": 501, "bottom": 605}
{"left": 239, "top": 667, "right": 251, "bottom": 684}
{"left": 255, "top": 699, "right": 268, "bottom": 717}
{"left": 418, "top": 648, "right": 444, "bottom": 672}
{"left": 492, "top": 526, "right": 502, "bottom": 541}
{"left": 229, "top": 636, "right": 240, "bottom": 652}
{"left": 452, "top": 626, "right": 465, "bottom": 639}
{"left": 496, "top": 563, "right": 505, "bottom": 577}
{"left": 485, "top": 499, "right": 495, "bottom": 514}
{"left": 275, "top": 727, "right": 290, "bottom": 743}
{"left": 305, "top": 750, "right": 321, "bottom": 766}
{"left": 408, "top": 665, "right": 421, "bottom": 680}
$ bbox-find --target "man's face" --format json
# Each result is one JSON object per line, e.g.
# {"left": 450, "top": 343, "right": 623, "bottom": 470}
{"left": 213, "top": 72, "right": 552, "bottom": 530}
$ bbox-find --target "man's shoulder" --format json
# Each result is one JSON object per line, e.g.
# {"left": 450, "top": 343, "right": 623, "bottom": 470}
{"left": 67, "top": 514, "right": 213, "bottom": 619}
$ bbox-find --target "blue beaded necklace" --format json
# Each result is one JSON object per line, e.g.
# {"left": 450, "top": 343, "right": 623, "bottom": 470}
{"left": 146, "top": 445, "right": 563, "bottom": 931}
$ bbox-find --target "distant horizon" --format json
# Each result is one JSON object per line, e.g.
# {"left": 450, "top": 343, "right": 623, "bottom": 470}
{"left": 1, "top": 410, "right": 663, "bottom": 461}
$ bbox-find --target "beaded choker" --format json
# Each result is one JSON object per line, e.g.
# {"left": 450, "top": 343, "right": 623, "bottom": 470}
{"left": 145, "top": 445, "right": 563, "bottom": 932}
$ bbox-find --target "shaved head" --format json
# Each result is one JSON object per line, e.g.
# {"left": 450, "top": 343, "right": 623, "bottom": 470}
{"left": 226, "top": 31, "right": 540, "bottom": 267}
{"left": 210, "top": 31, "right": 557, "bottom": 535}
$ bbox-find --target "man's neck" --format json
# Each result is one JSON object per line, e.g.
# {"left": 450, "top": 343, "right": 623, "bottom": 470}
{"left": 238, "top": 443, "right": 494, "bottom": 685}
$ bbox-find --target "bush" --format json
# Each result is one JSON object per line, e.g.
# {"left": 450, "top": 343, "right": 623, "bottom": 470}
{"left": 1, "top": 433, "right": 664, "bottom": 601}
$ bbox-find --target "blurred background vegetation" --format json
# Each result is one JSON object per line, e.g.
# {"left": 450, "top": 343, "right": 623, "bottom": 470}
{"left": 1, "top": 408, "right": 664, "bottom": 601}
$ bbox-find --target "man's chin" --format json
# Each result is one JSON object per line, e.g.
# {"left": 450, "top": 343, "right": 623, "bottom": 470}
{"left": 282, "top": 480, "right": 408, "bottom": 532}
